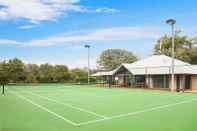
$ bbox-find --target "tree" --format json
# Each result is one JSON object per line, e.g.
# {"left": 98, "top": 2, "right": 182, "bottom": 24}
{"left": 154, "top": 31, "right": 197, "bottom": 64}
{"left": 189, "top": 37, "right": 197, "bottom": 64}
{"left": 190, "top": 48, "right": 197, "bottom": 64}
{"left": 53, "top": 65, "right": 70, "bottom": 82}
{"left": 98, "top": 49, "right": 137, "bottom": 70}
{"left": 39, "top": 64, "right": 55, "bottom": 83}
{"left": 7, "top": 58, "right": 26, "bottom": 83}
{"left": 70, "top": 68, "right": 88, "bottom": 83}
{"left": 0, "top": 62, "right": 9, "bottom": 95}
{"left": 24, "top": 64, "right": 40, "bottom": 83}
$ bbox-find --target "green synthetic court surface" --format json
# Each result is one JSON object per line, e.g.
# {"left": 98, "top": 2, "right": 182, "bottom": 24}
{"left": 1, "top": 84, "right": 197, "bottom": 131}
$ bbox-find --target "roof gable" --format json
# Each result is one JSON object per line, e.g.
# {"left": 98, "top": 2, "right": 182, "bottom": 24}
{"left": 123, "top": 55, "right": 190, "bottom": 68}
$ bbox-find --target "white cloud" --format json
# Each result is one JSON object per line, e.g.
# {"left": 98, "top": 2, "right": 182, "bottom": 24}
{"left": 0, "top": 39, "right": 21, "bottom": 45}
{"left": 18, "top": 25, "right": 35, "bottom": 29}
{"left": 27, "top": 26, "right": 161, "bottom": 46}
{"left": 23, "top": 57, "right": 97, "bottom": 69}
{"left": 0, "top": 0, "right": 119, "bottom": 24}
{"left": 62, "top": 57, "right": 97, "bottom": 68}
{"left": 95, "top": 8, "right": 120, "bottom": 13}
{"left": 0, "top": 26, "right": 162, "bottom": 46}
{"left": 70, "top": 6, "right": 120, "bottom": 13}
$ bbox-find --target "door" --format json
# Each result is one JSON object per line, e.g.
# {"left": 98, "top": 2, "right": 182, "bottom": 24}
{"left": 176, "top": 75, "right": 180, "bottom": 91}
{"left": 185, "top": 75, "right": 191, "bottom": 90}
{"left": 135, "top": 76, "right": 145, "bottom": 88}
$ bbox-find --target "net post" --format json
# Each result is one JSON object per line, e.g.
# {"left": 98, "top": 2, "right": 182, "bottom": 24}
{"left": 2, "top": 84, "right": 5, "bottom": 95}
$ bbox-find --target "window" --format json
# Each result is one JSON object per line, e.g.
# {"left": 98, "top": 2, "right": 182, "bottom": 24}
{"left": 152, "top": 75, "right": 169, "bottom": 88}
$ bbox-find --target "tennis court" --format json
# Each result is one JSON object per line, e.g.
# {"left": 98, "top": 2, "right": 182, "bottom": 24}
{"left": 1, "top": 84, "right": 197, "bottom": 131}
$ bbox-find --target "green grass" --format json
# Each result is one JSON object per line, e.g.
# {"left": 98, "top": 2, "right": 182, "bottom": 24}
{"left": 1, "top": 84, "right": 197, "bottom": 131}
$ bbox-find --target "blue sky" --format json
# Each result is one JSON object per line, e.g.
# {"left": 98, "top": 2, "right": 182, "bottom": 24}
{"left": 0, "top": 0, "right": 197, "bottom": 68}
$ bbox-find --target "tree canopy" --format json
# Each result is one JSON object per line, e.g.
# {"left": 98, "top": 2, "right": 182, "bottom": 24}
{"left": 0, "top": 62, "right": 9, "bottom": 85}
{"left": 7, "top": 58, "right": 26, "bottom": 83}
{"left": 97, "top": 49, "right": 137, "bottom": 70}
{"left": 154, "top": 31, "right": 197, "bottom": 64}
{"left": 0, "top": 58, "right": 93, "bottom": 84}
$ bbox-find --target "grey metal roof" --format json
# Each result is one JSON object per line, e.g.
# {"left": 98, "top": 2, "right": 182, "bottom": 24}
{"left": 92, "top": 55, "right": 197, "bottom": 76}
{"left": 123, "top": 55, "right": 190, "bottom": 68}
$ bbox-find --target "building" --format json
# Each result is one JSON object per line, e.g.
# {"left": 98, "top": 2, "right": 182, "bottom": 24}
{"left": 92, "top": 55, "right": 197, "bottom": 91}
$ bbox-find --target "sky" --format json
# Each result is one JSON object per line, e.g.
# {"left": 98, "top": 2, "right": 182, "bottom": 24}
{"left": 0, "top": 0, "right": 197, "bottom": 69}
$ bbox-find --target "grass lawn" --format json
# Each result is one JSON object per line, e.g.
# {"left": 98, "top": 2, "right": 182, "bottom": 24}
{"left": 1, "top": 84, "right": 197, "bottom": 131}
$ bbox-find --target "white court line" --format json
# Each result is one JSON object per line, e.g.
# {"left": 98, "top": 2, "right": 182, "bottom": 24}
{"left": 77, "top": 98, "right": 197, "bottom": 126}
{"left": 11, "top": 91, "right": 78, "bottom": 126}
{"left": 26, "top": 91, "right": 108, "bottom": 119}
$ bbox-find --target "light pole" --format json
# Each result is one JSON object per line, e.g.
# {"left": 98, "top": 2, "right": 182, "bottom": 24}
{"left": 158, "top": 39, "right": 163, "bottom": 54}
{"left": 166, "top": 19, "right": 176, "bottom": 91}
{"left": 84, "top": 44, "right": 90, "bottom": 84}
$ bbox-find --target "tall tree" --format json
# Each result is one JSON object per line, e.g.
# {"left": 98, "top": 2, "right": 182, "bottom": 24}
{"left": 39, "top": 64, "right": 55, "bottom": 83}
{"left": 53, "top": 65, "right": 70, "bottom": 82}
{"left": 0, "top": 62, "right": 9, "bottom": 95}
{"left": 24, "top": 64, "right": 40, "bottom": 83}
{"left": 70, "top": 68, "right": 88, "bottom": 83}
{"left": 154, "top": 31, "right": 197, "bottom": 64}
{"left": 7, "top": 58, "right": 26, "bottom": 83}
{"left": 98, "top": 49, "right": 137, "bottom": 70}
{"left": 190, "top": 48, "right": 197, "bottom": 64}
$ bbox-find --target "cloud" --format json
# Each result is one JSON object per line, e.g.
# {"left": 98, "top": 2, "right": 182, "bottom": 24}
{"left": 23, "top": 56, "right": 97, "bottom": 69}
{"left": 0, "top": 26, "right": 162, "bottom": 46}
{"left": 70, "top": 6, "right": 120, "bottom": 13}
{"left": 28, "top": 26, "right": 161, "bottom": 46}
{"left": 0, "top": 0, "right": 119, "bottom": 24}
{"left": 95, "top": 8, "right": 120, "bottom": 13}
{"left": 0, "top": 39, "right": 21, "bottom": 45}
{"left": 18, "top": 25, "right": 35, "bottom": 29}
{"left": 61, "top": 57, "right": 97, "bottom": 68}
